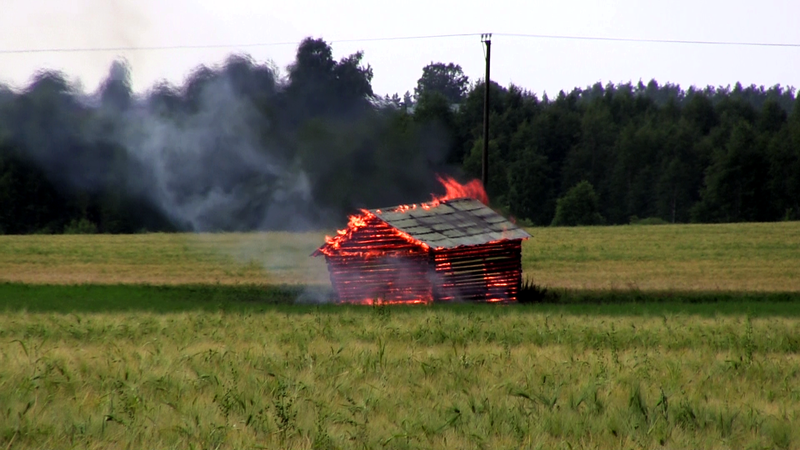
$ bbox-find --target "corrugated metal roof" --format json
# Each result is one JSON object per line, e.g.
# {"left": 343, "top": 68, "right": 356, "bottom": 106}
{"left": 370, "top": 198, "right": 531, "bottom": 249}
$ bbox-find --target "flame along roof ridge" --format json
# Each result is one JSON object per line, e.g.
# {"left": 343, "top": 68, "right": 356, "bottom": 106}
{"left": 368, "top": 197, "right": 530, "bottom": 249}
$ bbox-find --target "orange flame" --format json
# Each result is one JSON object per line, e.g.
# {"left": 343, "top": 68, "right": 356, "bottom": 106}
{"left": 435, "top": 174, "right": 489, "bottom": 204}
{"left": 323, "top": 209, "right": 374, "bottom": 253}
{"left": 324, "top": 175, "right": 488, "bottom": 253}
{"left": 390, "top": 175, "right": 488, "bottom": 213}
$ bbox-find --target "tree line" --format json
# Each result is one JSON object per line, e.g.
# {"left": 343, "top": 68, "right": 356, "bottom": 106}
{"left": 432, "top": 77, "right": 799, "bottom": 225}
{"left": 0, "top": 38, "right": 798, "bottom": 234}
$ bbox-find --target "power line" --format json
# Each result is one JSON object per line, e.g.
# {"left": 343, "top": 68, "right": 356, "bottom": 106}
{"left": 1, "top": 32, "right": 799, "bottom": 55}
{"left": 0, "top": 33, "right": 480, "bottom": 55}
{"left": 0, "top": 41, "right": 300, "bottom": 55}
{"left": 496, "top": 33, "right": 800, "bottom": 48}
{"left": 331, "top": 33, "right": 478, "bottom": 44}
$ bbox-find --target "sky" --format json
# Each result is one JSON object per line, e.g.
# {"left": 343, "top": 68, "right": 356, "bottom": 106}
{"left": 1, "top": 0, "right": 799, "bottom": 98}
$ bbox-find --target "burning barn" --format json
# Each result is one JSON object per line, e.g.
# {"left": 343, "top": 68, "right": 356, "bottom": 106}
{"left": 313, "top": 177, "right": 531, "bottom": 304}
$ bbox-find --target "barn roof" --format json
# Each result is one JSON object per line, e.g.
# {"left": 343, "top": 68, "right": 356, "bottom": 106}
{"left": 370, "top": 198, "right": 530, "bottom": 249}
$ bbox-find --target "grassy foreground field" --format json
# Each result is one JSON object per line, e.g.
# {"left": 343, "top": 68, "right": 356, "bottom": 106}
{"left": 1, "top": 221, "right": 799, "bottom": 291}
{"left": 1, "top": 303, "right": 799, "bottom": 449}
{"left": 2, "top": 223, "right": 799, "bottom": 449}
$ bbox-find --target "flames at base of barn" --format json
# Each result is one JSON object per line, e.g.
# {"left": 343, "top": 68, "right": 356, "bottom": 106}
{"left": 312, "top": 176, "right": 531, "bottom": 305}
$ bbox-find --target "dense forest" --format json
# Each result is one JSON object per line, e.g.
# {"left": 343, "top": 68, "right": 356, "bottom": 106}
{"left": 0, "top": 37, "right": 798, "bottom": 234}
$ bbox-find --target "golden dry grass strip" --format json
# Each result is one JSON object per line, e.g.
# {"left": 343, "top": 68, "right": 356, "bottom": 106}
{"left": 1, "top": 221, "right": 799, "bottom": 291}
{"left": 523, "top": 222, "right": 800, "bottom": 291}
{"left": 0, "top": 232, "right": 330, "bottom": 286}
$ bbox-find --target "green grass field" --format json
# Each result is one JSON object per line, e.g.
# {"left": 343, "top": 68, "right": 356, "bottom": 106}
{"left": 2, "top": 303, "right": 799, "bottom": 449}
{"left": 1, "top": 222, "right": 800, "bottom": 449}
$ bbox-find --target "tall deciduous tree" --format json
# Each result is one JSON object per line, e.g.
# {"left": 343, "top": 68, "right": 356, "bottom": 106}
{"left": 414, "top": 62, "right": 469, "bottom": 104}
{"left": 285, "top": 38, "right": 374, "bottom": 119}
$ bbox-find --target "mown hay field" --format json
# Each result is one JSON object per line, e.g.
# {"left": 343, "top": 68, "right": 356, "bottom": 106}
{"left": 1, "top": 221, "right": 799, "bottom": 290}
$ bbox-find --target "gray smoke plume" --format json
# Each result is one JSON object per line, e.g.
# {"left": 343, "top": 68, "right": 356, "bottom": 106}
{"left": 120, "top": 73, "right": 314, "bottom": 231}
{"left": 0, "top": 42, "right": 456, "bottom": 238}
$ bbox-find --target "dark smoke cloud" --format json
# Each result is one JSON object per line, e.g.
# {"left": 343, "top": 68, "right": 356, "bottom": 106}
{"left": 0, "top": 42, "right": 457, "bottom": 233}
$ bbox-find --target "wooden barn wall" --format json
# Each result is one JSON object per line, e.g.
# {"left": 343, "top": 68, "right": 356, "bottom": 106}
{"left": 432, "top": 240, "right": 522, "bottom": 302}
{"left": 326, "top": 218, "right": 432, "bottom": 303}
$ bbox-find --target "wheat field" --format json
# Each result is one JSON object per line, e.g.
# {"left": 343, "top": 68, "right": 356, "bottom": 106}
{"left": 2, "top": 307, "right": 799, "bottom": 449}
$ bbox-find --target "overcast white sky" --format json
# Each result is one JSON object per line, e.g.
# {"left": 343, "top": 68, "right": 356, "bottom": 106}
{"left": 1, "top": 0, "right": 799, "bottom": 97}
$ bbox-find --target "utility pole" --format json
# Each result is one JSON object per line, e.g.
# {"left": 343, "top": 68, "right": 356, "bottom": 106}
{"left": 481, "top": 33, "right": 492, "bottom": 191}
